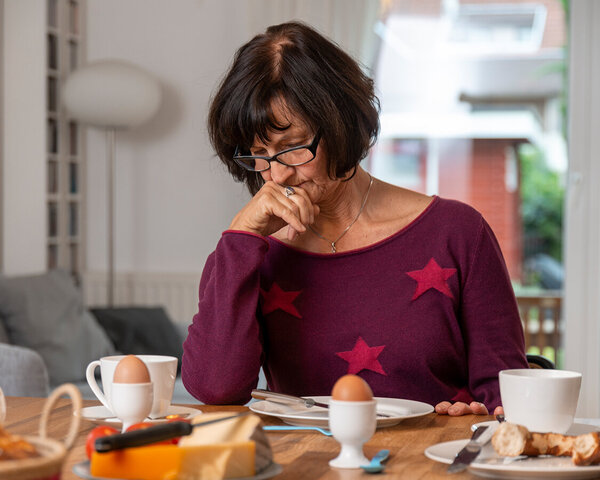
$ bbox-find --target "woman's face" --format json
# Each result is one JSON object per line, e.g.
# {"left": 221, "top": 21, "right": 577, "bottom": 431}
{"left": 256, "top": 105, "right": 338, "bottom": 205}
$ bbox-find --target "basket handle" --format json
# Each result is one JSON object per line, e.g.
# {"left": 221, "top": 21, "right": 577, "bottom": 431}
{"left": 39, "top": 383, "right": 82, "bottom": 450}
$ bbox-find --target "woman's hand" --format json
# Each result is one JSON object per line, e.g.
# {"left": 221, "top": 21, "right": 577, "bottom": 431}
{"left": 229, "top": 181, "right": 319, "bottom": 240}
{"left": 435, "top": 401, "right": 504, "bottom": 416}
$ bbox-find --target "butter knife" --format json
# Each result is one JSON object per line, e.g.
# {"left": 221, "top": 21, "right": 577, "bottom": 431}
{"left": 251, "top": 389, "right": 392, "bottom": 418}
{"left": 447, "top": 424, "right": 495, "bottom": 473}
{"left": 251, "top": 390, "right": 330, "bottom": 409}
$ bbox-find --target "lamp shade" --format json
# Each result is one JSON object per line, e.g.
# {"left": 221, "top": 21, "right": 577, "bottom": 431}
{"left": 63, "top": 59, "right": 161, "bottom": 129}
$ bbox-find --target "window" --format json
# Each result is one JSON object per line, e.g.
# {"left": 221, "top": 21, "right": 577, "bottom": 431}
{"left": 372, "top": 0, "right": 567, "bottom": 365}
{"left": 46, "top": 0, "right": 85, "bottom": 278}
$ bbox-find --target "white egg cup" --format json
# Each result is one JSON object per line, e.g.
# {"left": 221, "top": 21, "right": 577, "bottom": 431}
{"left": 328, "top": 399, "right": 376, "bottom": 469}
{"left": 111, "top": 382, "right": 154, "bottom": 432}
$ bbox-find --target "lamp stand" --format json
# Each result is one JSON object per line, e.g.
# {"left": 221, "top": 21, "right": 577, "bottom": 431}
{"left": 106, "top": 128, "right": 116, "bottom": 307}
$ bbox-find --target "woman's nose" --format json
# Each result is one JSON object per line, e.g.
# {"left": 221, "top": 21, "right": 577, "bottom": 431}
{"left": 268, "top": 161, "right": 295, "bottom": 185}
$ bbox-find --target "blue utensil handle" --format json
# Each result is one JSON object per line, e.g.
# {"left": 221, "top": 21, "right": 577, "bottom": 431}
{"left": 373, "top": 449, "right": 390, "bottom": 462}
{"left": 263, "top": 425, "right": 332, "bottom": 435}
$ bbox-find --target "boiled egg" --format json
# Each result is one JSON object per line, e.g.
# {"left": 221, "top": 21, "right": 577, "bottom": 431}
{"left": 113, "top": 355, "right": 151, "bottom": 384}
{"left": 331, "top": 374, "right": 373, "bottom": 401}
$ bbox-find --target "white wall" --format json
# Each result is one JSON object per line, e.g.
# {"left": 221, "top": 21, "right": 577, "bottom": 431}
{"left": 1, "top": 0, "right": 46, "bottom": 274}
{"left": 85, "top": 0, "right": 253, "bottom": 274}
{"left": 84, "top": 0, "right": 379, "bottom": 276}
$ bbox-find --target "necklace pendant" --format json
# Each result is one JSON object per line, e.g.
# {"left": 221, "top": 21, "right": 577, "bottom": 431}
{"left": 331, "top": 243, "right": 336, "bottom": 253}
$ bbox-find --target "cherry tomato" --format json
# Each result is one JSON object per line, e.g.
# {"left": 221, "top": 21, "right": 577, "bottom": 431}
{"left": 125, "top": 421, "right": 154, "bottom": 432}
{"left": 85, "top": 425, "right": 118, "bottom": 459}
{"left": 166, "top": 417, "right": 191, "bottom": 424}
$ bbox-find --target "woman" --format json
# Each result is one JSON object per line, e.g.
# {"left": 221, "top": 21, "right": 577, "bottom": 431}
{"left": 182, "top": 21, "right": 528, "bottom": 415}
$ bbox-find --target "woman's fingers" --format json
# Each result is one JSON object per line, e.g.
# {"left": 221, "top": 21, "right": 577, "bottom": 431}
{"left": 283, "top": 186, "right": 314, "bottom": 226}
{"left": 447, "top": 402, "right": 471, "bottom": 416}
{"left": 435, "top": 401, "right": 489, "bottom": 416}
{"left": 435, "top": 401, "right": 452, "bottom": 414}
{"left": 469, "top": 401, "right": 489, "bottom": 415}
{"left": 287, "top": 225, "right": 299, "bottom": 241}
{"left": 229, "top": 181, "right": 316, "bottom": 237}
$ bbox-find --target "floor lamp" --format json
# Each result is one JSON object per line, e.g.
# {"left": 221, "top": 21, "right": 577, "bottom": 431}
{"left": 63, "top": 59, "right": 161, "bottom": 306}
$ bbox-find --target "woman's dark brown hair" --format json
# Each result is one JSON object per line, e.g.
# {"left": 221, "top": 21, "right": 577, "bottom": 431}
{"left": 207, "top": 21, "right": 380, "bottom": 195}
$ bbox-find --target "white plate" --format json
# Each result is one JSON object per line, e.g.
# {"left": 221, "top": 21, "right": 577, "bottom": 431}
{"left": 75, "top": 405, "right": 203, "bottom": 425}
{"left": 425, "top": 423, "right": 600, "bottom": 479}
{"left": 73, "top": 460, "right": 282, "bottom": 480}
{"left": 249, "top": 396, "right": 433, "bottom": 428}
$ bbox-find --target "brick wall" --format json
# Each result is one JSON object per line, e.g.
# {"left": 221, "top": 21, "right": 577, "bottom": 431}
{"left": 438, "top": 139, "right": 523, "bottom": 281}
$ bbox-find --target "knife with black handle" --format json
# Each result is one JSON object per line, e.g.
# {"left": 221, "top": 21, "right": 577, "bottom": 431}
{"left": 94, "top": 412, "right": 251, "bottom": 453}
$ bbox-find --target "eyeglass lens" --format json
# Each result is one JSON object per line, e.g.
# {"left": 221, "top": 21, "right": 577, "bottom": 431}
{"left": 237, "top": 148, "right": 314, "bottom": 171}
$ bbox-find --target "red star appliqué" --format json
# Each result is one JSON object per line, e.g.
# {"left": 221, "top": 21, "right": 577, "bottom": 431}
{"left": 406, "top": 257, "right": 456, "bottom": 300}
{"left": 335, "top": 336, "right": 387, "bottom": 376}
{"left": 260, "top": 283, "right": 302, "bottom": 318}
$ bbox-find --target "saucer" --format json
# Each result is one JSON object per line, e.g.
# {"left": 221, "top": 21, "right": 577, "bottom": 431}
{"left": 76, "top": 405, "right": 203, "bottom": 425}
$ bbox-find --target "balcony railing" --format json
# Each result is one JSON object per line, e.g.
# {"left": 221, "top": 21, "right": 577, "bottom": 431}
{"left": 516, "top": 291, "right": 562, "bottom": 366}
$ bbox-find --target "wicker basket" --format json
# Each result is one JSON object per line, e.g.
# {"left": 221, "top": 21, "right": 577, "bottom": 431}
{"left": 0, "top": 383, "right": 82, "bottom": 480}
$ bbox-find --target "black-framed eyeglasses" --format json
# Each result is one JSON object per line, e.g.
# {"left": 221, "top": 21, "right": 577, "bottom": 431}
{"left": 233, "top": 132, "right": 321, "bottom": 172}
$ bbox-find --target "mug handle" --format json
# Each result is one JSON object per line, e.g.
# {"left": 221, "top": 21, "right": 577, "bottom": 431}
{"left": 0, "top": 386, "right": 6, "bottom": 424}
{"left": 86, "top": 360, "right": 113, "bottom": 413}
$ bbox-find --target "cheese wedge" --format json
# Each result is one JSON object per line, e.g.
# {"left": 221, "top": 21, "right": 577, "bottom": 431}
{"left": 91, "top": 445, "right": 181, "bottom": 480}
{"left": 90, "top": 412, "right": 273, "bottom": 480}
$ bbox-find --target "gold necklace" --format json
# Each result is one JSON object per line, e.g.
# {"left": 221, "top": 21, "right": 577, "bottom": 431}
{"left": 308, "top": 174, "right": 374, "bottom": 253}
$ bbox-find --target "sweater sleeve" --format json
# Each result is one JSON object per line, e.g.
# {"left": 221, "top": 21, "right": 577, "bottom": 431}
{"left": 181, "top": 231, "right": 269, "bottom": 404}
{"left": 461, "top": 218, "right": 529, "bottom": 411}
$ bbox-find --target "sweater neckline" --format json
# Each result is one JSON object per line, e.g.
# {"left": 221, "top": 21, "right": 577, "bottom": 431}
{"left": 268, "top": 195, "right": 440, "bottom": 257}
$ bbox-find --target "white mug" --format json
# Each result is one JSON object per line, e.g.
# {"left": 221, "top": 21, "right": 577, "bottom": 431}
{"left": 86, "top": 355, "right": 177, "bottom": 418}
{"left": 499, "top": 369, "right": 582, "bottom": 433}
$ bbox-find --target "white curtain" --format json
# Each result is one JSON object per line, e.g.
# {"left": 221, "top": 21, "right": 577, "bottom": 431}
{"left": 564, "top": 0, "right": 600, "bottom": 418}
{"left": 247, "top": 0, "right": 382, "bottom": 71}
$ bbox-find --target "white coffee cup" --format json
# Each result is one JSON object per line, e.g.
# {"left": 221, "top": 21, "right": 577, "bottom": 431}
{"left": 86, "top": 355, "right": 177, "bottom": 418}
{"left": 499, "top": 368, "right": 582, "bottom": 433}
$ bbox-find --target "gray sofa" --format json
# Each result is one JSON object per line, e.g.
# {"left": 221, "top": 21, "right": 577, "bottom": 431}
{"left": 0, "top": 270, "right": 196, "bottom": 404}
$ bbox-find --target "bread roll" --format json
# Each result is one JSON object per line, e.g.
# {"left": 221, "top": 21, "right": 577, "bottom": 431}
{"left": 573, "top": 432, "right": 600, "bottom": 466}
{"left": 492, "top": 422, "right": 600, "bottom": 466}
{"left": 491, "top": 422, "right": 574, "bottom": 457}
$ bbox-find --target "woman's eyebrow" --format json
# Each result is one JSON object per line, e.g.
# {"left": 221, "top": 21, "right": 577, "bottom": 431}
{"left": 252, "top": 130, "right": 309, "bottom": 149}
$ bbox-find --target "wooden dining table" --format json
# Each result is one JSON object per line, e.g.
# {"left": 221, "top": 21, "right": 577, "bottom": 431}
{"left": 4, "top": 395, "right": 491, "bottom": 479}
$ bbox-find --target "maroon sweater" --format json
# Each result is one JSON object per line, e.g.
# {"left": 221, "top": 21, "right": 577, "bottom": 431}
{"left": 182, "top": 197, "right": 528, "bottom": 409}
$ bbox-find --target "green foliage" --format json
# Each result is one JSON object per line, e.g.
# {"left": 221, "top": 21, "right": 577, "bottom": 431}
{"left": 519, "top": 143, "right": 564, "bottom": 262}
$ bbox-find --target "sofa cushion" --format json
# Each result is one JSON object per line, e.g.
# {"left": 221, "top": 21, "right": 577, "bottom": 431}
{"left": 90, "top": 306, "right": 183, "bottom": 372}
{"left": 0, "top": 270, "right": 117, "bottom": 385}
{"left": 0, "top": 343, "right": 50, "bottom": 397}
{"left": 0, "top": 320, "right": 9, "bottom": 343}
